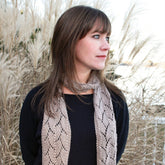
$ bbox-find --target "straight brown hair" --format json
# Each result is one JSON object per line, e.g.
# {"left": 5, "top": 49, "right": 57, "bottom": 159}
{"left": 33, "top": 5, "right": 124, "bottom": 116}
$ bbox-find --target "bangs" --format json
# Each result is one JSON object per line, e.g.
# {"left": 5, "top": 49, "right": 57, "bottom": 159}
{"left": 79, "top": 8, "right": 111, "bottom": 39}
{"left": 92, "top": 14, "right": 111, "bottom": 35}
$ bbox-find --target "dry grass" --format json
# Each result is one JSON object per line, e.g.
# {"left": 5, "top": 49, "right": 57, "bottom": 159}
{"left": 105, "top": 4, "right": 165, "bottom": 165}
{"left": 0, "top": 0, "right": 164, "bottom": 164}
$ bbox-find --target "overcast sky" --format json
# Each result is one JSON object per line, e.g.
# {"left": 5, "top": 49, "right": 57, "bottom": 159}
{"left": 110, "top": 0, "right": 165, "bottom": 40}
{"left": 106, "top": 0, "right": 165, "bottom": 62}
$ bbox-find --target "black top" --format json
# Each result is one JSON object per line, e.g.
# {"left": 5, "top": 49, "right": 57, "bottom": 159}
{"left": 65, "top": 94, "right": 96, "bottom": 165}
{"left": 19, "top": 86, "right": 129, "bottom": 165}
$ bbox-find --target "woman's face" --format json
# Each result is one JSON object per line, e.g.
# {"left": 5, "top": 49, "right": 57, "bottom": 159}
{"left": 74, "top": 23, "right": 110, "bottom": 75}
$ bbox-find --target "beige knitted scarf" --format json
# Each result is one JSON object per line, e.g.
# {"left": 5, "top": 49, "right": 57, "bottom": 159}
{"left": 41, "top": 75, "right": 117, "bottom": 165}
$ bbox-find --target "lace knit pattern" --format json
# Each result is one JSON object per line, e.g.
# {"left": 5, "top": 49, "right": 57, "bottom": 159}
{"left": 41, "top": 78, "right": 117, "bottom": 165}
{"left": 94, "top": 83, "right": 117, "bottom": 164}
{"left": 42, "top": 98, "right": 71, "bottom": 165}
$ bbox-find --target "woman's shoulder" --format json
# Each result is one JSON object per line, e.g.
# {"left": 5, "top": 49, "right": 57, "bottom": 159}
{"left": 25, "top": 85, "right": 42, "bottom": 101}
{"left": 104, "top": 79, "right": 126, "bottom": 103}
{"left": 23, "top": 85, "right": 44, "bottom": 111}
{"left": 21, "top": 85, "right": 44, "bottom": 122}
{"left": 104, "top": 79, "right": 128, "bottom": 115}
{"left": 110, "top": 89, "right": 126, "bottom": 105}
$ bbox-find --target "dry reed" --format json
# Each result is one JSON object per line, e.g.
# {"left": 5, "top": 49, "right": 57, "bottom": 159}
{"left": 0, "top": 0, "right": 164, "bottom": 164}
{"left": 106, "top": 4, "right": 165, "bottom": 165}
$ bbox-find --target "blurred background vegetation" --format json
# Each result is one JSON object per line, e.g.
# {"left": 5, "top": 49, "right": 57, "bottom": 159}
{"left": 0, "top": 0, "right": 165, "bottom": 164}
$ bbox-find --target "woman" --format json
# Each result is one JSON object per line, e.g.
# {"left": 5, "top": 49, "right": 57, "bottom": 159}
{"left": 19, "top": 5, "right": 129, "bottom": 165}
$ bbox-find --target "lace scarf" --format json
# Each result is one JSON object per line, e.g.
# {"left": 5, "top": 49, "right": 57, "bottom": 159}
{"left": 41, "top": 75, "right": 117, "bottom": 165}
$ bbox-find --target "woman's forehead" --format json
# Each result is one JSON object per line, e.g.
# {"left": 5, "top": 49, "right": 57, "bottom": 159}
{"left": 89, "top": 19, "right": 110, "bottom": 34}
{"left": 89, "top": 23, "right": 108, "bottom": 34}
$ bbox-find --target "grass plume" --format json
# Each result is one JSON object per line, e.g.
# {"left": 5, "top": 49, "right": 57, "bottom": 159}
{"left": 0, "top": 0, "right": 164, "bottom": 164}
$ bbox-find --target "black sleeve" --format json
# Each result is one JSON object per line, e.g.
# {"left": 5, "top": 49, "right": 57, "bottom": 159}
{"left": 111, "top": 93, "right": 129, "bottom": 163}
{"left": 19, "top": 87, "right": 41, "bottom": 165}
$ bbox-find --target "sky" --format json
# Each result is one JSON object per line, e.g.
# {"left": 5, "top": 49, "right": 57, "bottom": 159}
{"left": 104, "top": 0, "right": 165, "bottom": 62}
{"left": 109, "top": 0, "right": 165, "bottom": 41}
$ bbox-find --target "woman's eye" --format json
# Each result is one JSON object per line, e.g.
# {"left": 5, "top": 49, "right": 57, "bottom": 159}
{"left": 93, "top": 35, "right": 100, "bottom": 39}
{"left": 106, "top": 36, "right": 110, "bottom": 42}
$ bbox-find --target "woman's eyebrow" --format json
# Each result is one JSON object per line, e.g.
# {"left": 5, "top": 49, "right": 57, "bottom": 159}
{"left": 91, "top": 31, "right": 109, "bottom": 36}
{"left": 91, "top": 29, "right": 104, "bottom": 34}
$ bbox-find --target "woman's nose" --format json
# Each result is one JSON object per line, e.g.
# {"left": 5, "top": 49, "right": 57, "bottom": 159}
{"left": 100, "top": 40, "right": 110, "bottom": 50}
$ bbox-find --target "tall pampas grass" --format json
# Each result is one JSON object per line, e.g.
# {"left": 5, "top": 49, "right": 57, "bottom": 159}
{"left": 28, "top": 33, "right": 48, "bottom": 69}
{"left": 0, "top": 0, "right": 106, "bottom": 164}
{"left": 0, "top": 52, "right": 27, "bottom": 164}
{"left": 105, "top": 4, "right": 165, "bottom": 165}
{"left": 0, "top": 0, "right": 164, "bottom": 164}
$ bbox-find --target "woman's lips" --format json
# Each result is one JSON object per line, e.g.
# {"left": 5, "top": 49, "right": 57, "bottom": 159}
{"left": 96, "top": 55, "right": 107, "bottom": 59}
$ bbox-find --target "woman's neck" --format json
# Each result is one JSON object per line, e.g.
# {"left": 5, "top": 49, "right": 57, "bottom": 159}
{"left": 63, "top": 70, "right": 94, "bottom": 95}
{"left": 62, "top": 86, "right": 93, "bottom": 95}
{"left": 75, "top": 70, "right": 91, "bottom": 84}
